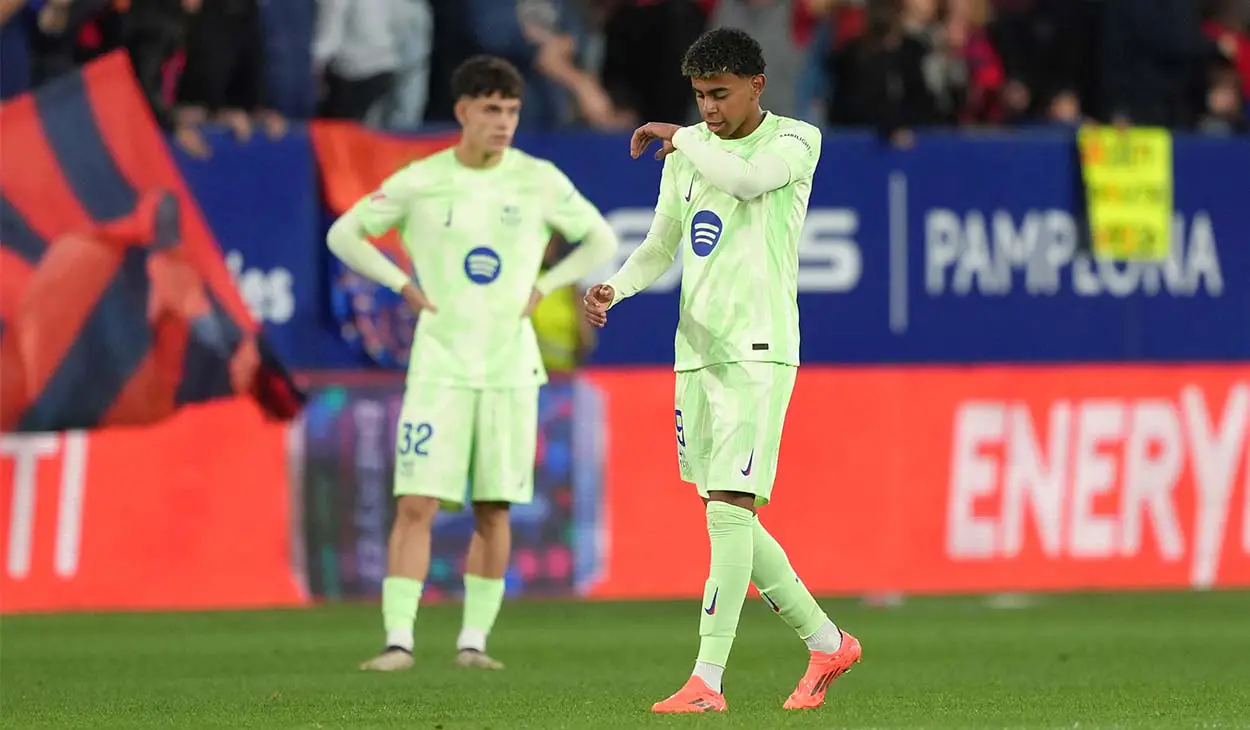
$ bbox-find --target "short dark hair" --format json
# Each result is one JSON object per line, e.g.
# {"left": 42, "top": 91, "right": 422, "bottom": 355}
{"left": 680, "top": 28, "right": 766, "bottom": 79}
{"left": 450, "top": 55, "right": 525, "bottom": 100}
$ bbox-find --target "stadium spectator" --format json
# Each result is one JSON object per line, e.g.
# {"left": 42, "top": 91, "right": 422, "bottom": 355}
{"left": 988, "top": 0, "right": 1102, "bottom": 123}
{"left": 26, "top": 0, "right": 114, "bottom": 87}
{"left": 381, "top": 0, "right": 435, "bottom": 130}
{"left": 73, "top": 3, "right": 128, "bottom": 66}
{"left": 827, "top": 0, "right": 941, "bottom": 143}
{"left": 1203, "top": 0, "right": 1250, "bottom": 99}
{"left": 943, "top": 0, "right": 1005, "bottom": 124}
{"left": 312, "top": 0, "right": 407, "bottom": 123}
{"left": 599, "top": 0, "right": 706, "bottom": 126}
{"left": 793, "top": 0, "right": 849, "bottom": 124}
{"left": 896, "top": 0, "right": 984, "bottom": 125}
{"left": 176, "top": 0, "right": 285, "bottom": 147}
{"left": 422, "top": 0, "right": 479, "bottom": 125}
{"left": 1198, "top": 57, "right": 1249, "bottom": 134}
{"left": 7, "top": 0, "right": 1250, "bottom": 136}
{"left": 1102, "top": 0, "right": 1227, "bottom": 129}
{"left": 464, "top": 0, "right": 618, "bottom": 130}
{"left": 0, "top": 0, "right": 36, "bottom": 100}
{"left": 259, "top": 0, "right": 316, "bottom": 119}
{"left": 709, "top": 0, "right": 804, "bottom": 117}
{"left": 1044, "top": 88, "right": 1084, "bottom": 127}
{"left": 124, "top": 0, "right": 210, "bottom": 158}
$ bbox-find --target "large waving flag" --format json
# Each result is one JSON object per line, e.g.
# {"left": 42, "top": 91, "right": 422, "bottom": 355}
{"left": 0, "top": 52, "right": 302, "bottom": 432}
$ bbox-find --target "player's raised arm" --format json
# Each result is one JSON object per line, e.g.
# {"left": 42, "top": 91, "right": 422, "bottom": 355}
{"left": 670, "top": 122, "right": 821, "bottom": 201}
{"left": 532, "top": 163, "right": 620, "bottom": 296}
{"left": 628, "top": 24, "right": 823, "bottom": 204}
{"left": 325, "top": 169, "right": 416, "bottom": 295}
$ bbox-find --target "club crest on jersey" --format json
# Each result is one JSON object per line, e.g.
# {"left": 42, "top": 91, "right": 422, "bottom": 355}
{"left": 500, "top": 204, "right": 522, "bottom": 226}
{"left": 690, "top": 210, "right": 723, "bottom": 257}
{"left": 464, "top": 247, "right": 502, "bottom": 284}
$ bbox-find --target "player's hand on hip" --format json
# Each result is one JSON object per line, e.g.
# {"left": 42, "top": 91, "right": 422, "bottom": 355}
{"left": 522, "top": 287, "right": 543, "bottom": 318}
{"left": 584, "top": 284, "right": 614, "bottom": 328}
{"left": 400, "top": 283, "right": 437, "bottom": 315}
{"left": 630, "top": 122, "right": 681, "bottom": 160}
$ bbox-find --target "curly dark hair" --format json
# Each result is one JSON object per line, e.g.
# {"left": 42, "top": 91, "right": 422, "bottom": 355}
{"left": 451, "top": 55, "right": 525, "bottom": 100}
{"left": 680, "top": 28, "right": 766, "bottom": 79}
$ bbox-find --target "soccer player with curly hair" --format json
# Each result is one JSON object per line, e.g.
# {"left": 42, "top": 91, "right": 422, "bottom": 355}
{"left": 585, "top": 27, "right": 863, "bottom": 713}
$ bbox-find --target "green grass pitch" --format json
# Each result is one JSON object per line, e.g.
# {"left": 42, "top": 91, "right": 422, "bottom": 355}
{"left": 3, "top": 591, "right": 1249, "bottom": 729}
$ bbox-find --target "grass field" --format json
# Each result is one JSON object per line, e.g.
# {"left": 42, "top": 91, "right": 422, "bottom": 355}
{"left": 3, "top": 591, "right": 1249, "bottom": 729}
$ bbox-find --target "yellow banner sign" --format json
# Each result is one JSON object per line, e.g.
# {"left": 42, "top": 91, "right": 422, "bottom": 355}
{"left": 1077, "top": 126, "right": 1173, "bottom": 261}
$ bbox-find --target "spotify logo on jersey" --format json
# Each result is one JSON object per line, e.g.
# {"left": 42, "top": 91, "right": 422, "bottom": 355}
{"left": 464, "top": 247, "right": 502, "bottom": 284}
{"left": 690, "top": 210, "right": 723, "bottom": 257}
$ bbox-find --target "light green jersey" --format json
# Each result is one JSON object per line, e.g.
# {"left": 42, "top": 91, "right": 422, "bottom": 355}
{"left": 656, "top": 113, "right": 821, "bottom": 371}
{"left": 354, "top": 147, "right": 602, "bottom": 388}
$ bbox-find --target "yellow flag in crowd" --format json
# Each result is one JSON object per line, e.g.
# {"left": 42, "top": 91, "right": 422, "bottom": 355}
{"left": 1078, "top": 126, "right": 1174, "bottom": 262}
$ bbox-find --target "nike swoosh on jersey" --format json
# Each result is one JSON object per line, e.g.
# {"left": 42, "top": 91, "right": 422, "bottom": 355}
{"left": 740, "top": 449, "right": 754, "bottom": 477}
{"left": 445, "top": 205, "right": 453, "bottom": 226}
{"left": 685, "top": 176, "right": 694, "bottom": 202}
{"left": 704, "top": 587, "right": 719, "bottom": 615}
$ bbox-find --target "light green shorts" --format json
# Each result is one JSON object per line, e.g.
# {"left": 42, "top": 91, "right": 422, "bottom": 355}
{"left": 394, "top": 385, "right": 538, "bottom": 509}
{"left": 674, "top": 362, "right": 797, "bottom": 506}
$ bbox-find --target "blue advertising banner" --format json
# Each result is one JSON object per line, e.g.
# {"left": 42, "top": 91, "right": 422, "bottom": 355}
{"left": 529, "top": 131, "right": 1246, "bottom": 365}
{"left": 177, "top": 128, "right": 1249, "bottom": 369}
{"left": 175, "top": 127, "right": 368, "bottom": 369}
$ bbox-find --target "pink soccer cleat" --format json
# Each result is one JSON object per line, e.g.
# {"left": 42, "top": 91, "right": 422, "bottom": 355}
{"left": 651, "top": 675, "right": 728, "bottom": 713}
{"left": 782, "top": 631, "right": 862, "bottom": 710}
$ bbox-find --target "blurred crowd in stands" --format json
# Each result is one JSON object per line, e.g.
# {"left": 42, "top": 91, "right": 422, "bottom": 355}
{"left": 2, "top": 0, "right": 1248, "bottom": 157}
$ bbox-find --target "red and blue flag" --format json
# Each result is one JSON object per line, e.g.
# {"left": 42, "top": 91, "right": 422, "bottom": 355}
{"left": 0, "top": 52, "right": 301, "bottom": 432}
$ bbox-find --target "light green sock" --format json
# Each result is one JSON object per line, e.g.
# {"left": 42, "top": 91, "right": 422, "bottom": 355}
{"left": 458, "top": 574, "right": 506, "bottom": 652}
{"left": 696, "top": 502, "right": 755, "bottom": 668}
{"left": 751, "top": 517, "right": 829, "bottom": 639}
{"left": 382, "top": 576, "right": 423, "bottom": 651}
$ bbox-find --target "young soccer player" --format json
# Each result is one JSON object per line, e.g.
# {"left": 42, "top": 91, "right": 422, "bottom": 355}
{"left": 327, "top": 55, "right": 619, "bottom": 672}
{"left": 584, "top": 28, "right": 862, "bottom": 712}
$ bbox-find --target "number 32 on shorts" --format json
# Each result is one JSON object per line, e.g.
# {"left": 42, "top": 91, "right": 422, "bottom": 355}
{"left": 398, "top": 421, "right": 433, "bottom": 456}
